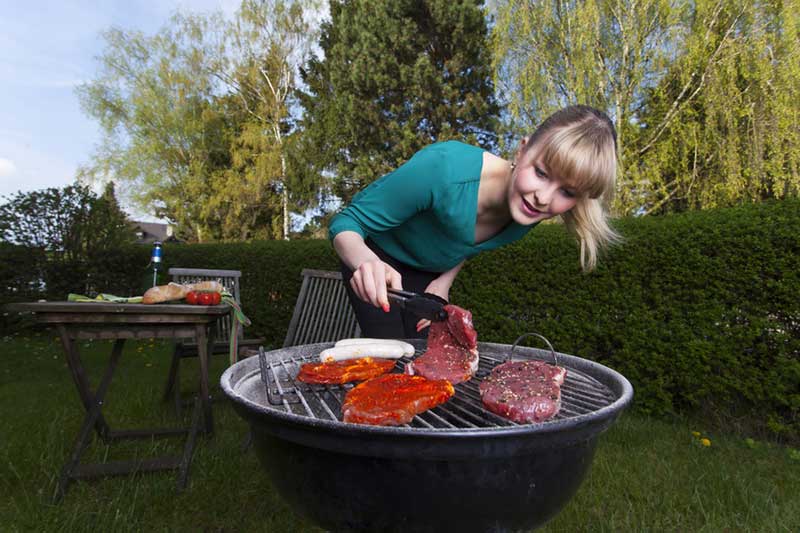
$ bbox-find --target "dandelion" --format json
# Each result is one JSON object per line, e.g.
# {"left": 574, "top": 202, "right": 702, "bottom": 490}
{"left": 701, "top": 438, "right": 711, "bottom": 447}
{"left": 692, "top": 431, "right": 700, "bottom": 438}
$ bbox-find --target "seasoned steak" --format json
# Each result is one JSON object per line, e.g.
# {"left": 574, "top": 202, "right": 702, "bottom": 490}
{"left": 296, "top": 357, "right": 396, "bottom": 385}
{"left": 342, "top": 374, "right": 455, "bottom": 426}
{"left": 406, "top": 304, "right": 478, "bottom": 384}
{"left": 479, "top": 360, "right": 567, "bottom": 423}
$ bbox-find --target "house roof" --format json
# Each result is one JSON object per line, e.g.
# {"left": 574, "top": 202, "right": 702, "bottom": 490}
{"left": 132, "top": 221, "right": 179, "bottom": 244}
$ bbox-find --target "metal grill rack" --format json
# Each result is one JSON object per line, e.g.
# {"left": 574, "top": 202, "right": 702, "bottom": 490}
{"left": 256, "top": 346, "right": 616, "bottom": 429}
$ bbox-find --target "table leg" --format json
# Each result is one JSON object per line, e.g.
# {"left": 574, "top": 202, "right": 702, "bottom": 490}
{"left": 56, "top": 325, "right": 112, "bottom": 439}
{"left": 54, "top": 338, "right": 125, "bottom": 502}
{"left": 195, "top": 324, "right": 214, "bottom": 435}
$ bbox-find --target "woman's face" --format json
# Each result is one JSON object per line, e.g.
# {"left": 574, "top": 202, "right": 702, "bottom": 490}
{"left": 507, "top": 152, "right": 579, "bottom": 225}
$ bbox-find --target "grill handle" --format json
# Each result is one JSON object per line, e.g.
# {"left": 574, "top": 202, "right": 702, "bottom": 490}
{"left": 257, "top": 346, "right": 270, "bottom": 392}
{"left": 510, "top": 332, "right": 559, "bottom": 367}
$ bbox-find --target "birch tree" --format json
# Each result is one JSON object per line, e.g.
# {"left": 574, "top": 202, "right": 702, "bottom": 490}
{"left": 209, "top": 0, "right": 321, "bottom": 240}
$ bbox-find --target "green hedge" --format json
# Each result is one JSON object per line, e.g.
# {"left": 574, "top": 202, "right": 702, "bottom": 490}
{"left": 456, "top": 199, "right": 799, "bottom": 440}
{"left": 2, "top": 199, "right": 798, "bottom": 440}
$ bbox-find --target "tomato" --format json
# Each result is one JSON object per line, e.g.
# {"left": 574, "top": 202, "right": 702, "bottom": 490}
{"left": 185, "top": 291, "right": 199, "bottom": 305}
{"left": 210, "top": 292, "right": 221, "bottom": 305}
{"left": 198, "top": 292, "right": 214, "bottom": 305}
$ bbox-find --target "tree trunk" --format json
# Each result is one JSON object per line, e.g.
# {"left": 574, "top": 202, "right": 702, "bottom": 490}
{"left": 281, "top": 153, "right": 289, "bottom": 241}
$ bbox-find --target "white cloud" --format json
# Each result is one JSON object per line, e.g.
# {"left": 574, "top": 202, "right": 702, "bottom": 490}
{"left": 0, "top": 158, "right": 17, "bottom": 178}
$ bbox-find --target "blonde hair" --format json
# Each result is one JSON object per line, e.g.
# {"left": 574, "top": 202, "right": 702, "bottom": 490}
{"left": 523, "top": 105, "right": 620, "bottom": 271}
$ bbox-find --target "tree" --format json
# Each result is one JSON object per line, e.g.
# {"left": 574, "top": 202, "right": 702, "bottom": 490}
{"left": 632, "top": 0, "right": 800, "bottom": 213}
{"left": 77, "top": 1, "right": 322, "bottom": 242}
{"left": 491, "top": 0, "right": 800, "bottom": 215}
{"left": 209, "top": 0, "right": 322, "bottom": 240}
{"left": 76, "top": 21, "right": 231, "bottom": 242}
{"left": 491, "top": 0, "right": 687, "bottom": 213}
{"left": 0, "top": 182, "right": 134, "bottom": 260}
{"left": 297, "top": 0, "right": 501, "bottom": 203}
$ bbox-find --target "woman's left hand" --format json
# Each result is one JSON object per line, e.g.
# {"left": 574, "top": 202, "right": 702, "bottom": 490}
{"left": 415, "top": 279, "right": 450, "bottom": 333}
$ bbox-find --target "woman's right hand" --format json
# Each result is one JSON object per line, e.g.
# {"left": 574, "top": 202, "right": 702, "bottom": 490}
{"left": 350, "top": 259, "right": 403, "bottom": 312}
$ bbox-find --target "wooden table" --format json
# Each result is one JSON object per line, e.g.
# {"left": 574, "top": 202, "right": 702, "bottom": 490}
{"left": 5, "top": 301, "right": 232, "bottom": 501}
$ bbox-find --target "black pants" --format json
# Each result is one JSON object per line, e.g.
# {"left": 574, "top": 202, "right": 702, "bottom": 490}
{"left": 340, "top": 239, "right": 441, "bottom": 339}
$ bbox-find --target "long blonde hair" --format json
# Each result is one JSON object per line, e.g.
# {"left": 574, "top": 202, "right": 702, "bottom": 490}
{"left": 523, "top": 105, "right": 620, "bottom": 271}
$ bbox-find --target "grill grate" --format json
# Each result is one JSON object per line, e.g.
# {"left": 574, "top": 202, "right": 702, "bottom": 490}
{"left": 258, "top": 347, "right": 616, "bottom": 429}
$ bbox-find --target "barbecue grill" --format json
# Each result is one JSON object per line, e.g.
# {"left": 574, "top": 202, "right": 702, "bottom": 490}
{"left": 221, "top": 339, "right": 633, "bottom": 532}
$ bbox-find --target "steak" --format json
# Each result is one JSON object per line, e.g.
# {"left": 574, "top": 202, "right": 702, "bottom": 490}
{"left": 479, "top": 360, "right": 567, "bottom": 423}
{"left": 342, "top": 374, "right": 455, "bottom": 426}
{"left": 406, "top": 304, "right": 479, "bottom": 384}
{"left": 297, "top": 357, "right": 396, "bottom": 385}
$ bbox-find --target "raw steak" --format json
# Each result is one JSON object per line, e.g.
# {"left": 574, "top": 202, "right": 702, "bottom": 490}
{"left": 479, "top": 360, "right": 567, "bottom": 423}
{"left": 296, "top": 357, "right": 396, "bottom": 385}
{"left": 342, "top": 374, "right": 455, "bottom": 426}
{"left": 406, "top": 304, "right": 479, "bottom": 384}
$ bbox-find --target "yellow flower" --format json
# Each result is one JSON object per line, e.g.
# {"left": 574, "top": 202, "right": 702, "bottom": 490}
{"left": 692, "top": 431, "right": 701, "bottom": 438}
{"left": 700, "top": 438, "right": 711, "bottom": 447}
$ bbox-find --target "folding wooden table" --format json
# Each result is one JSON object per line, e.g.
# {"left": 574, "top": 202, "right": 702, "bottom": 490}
{"left": 6, "top": 301, "right": 231, "bottom": 501}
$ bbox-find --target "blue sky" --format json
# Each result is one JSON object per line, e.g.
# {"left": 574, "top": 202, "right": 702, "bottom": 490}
{"left": 0, "top": 0, "right": 239, "bottom": 219}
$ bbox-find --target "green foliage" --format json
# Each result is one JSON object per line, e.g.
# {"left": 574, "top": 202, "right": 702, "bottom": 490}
{"left": 0, "top": 182, "right": 137, "bottom": 297}
{"left": 76, "top": 20, "right": 232, "bottom": 242}
{"left": 297, "top": 0, "right": 501, "bottom": 203}
{"left": 455, "top": 198, "right": 800, "bottom": 440}
{"left": 77, "top": 2, "right": 321, "bottom": 242}
{"left": 3, "top": 199, "right": 798, "bottom": 439}
{"left": 632, "top": 0, "right": 800, "bottom": 214}
{"left": 490, "top": 0, "right": 685, "bottom": 173}
{"left": 490, "top": 0, "right": 800, "bottom": 215}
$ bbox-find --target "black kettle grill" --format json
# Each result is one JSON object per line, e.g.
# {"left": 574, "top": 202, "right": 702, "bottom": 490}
{"left": 221, "top": 339, "right": 633, "bottom": 532}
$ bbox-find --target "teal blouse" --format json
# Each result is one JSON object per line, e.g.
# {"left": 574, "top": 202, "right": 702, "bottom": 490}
{"left": 328, "top": 141, "right": 535, "bottom": 272}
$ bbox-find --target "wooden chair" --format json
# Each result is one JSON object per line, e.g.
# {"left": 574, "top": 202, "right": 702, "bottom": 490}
{"left": 240, "top": 268, "right": 360, "bottom": 451}
{"left": 283, "top": 268, "right": 361, "bottom": 347}
{"left": 163, "top": 268, "right": 262, "bottom": 413}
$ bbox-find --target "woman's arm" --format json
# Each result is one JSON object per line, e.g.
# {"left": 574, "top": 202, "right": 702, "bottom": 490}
{"left": 425, "top": 260, "right": 464, "bottom": 302}
{"left": 333, "top": 231, "right": 402, "bottom": 311}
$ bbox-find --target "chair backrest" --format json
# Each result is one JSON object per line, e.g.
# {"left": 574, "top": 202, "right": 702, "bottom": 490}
{"left": 169, "top": 267, "right": 242, "bottom": 342}
{"left": 283, "top": 269, "right": 361, "bottom": 347}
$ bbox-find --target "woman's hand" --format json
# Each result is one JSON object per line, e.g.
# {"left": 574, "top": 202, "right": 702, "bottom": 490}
{"left": 415, "top": 278, "right": 451, "bottom": 333}
{"left": 350, "top": 259, "right": 403, "bottom": 312}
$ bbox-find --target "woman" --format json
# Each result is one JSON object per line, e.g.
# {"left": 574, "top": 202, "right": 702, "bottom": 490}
{"left": 329, "top": 105, "right": 619, "bottom": 339}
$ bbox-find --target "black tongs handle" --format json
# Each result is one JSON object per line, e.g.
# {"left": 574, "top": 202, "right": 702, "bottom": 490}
{"left": 387, "top": 288, "right": 448, "bottom": 322}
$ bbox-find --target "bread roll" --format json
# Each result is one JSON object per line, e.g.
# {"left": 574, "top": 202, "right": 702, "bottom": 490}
{"left": 142, "top": 282, "right": 189, "bottom": 304}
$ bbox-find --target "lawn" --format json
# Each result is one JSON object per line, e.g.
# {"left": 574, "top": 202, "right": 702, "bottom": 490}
{"left": 1, "top": 330, "right": 798, "bottom": 532}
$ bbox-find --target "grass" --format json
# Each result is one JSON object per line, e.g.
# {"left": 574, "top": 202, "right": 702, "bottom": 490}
{"left": 1, "top": 330, "right": 798, "bottom": 532}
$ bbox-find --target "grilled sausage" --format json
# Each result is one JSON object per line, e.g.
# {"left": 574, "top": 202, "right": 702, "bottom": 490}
{"left": 334, "top": 338, "right": 415, "bottom": 356}
{"left": 320, "top": 343, "right": 406, "bottom": 362}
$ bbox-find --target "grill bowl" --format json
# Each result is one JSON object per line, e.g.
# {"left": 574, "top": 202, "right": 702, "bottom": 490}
{"left": 222, "top": 340, "right": 633, "bottom": 532}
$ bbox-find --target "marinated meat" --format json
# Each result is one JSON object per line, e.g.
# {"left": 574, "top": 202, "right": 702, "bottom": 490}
{"left": 479, "top": 360, "right": 567, "bottom": 423}
{"left": 342, "top": 374, "right": 455, "bottom": 426}
{"left": 406, "top": 304, "right": 479, "bottom": 384}
{"left": 296, "top": 357, "right": 396, "bottom": 385}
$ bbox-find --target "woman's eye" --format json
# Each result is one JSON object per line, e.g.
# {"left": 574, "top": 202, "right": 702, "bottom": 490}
{"left": 561, "top": 188, "right": 576, "bottom": 199}
{"left": 534, "top": 166, "right": 547, "bottom": 179}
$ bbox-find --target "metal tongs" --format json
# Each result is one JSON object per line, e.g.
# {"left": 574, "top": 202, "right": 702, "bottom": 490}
{"left": 387, "top": 288, "right": 448, "bottom": 322}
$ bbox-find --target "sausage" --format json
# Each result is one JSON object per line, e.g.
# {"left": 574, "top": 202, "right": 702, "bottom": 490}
{"left": 334, "top": 338, "right": 415, "bottom": 356}
{"left": 319, "top": 343, "right": 406, "bottom": 363}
